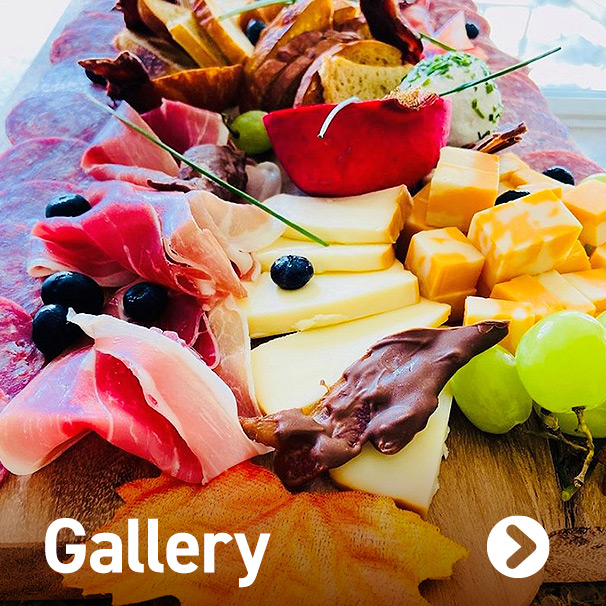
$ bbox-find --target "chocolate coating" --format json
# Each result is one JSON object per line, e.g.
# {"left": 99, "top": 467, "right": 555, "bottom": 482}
{"left": 241, "top": 321, "right": 508, "bottom": 487}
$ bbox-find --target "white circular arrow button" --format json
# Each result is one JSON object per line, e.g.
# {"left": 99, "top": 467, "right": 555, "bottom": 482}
{"left": 487, "top": 516, "right": 550, "bottom": 579}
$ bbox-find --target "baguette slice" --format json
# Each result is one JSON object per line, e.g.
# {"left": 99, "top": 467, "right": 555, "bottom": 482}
{"left": 319, "top": 55, "right": 411, "bottom": 103}
{"left": 139, "top": 0, "right": 227, "bottom": 67}
{"left": 193, "top": 0, "right": 255, "bottom": 64}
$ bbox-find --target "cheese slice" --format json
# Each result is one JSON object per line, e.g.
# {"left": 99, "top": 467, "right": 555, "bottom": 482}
{"left": 252, "top": 299, "right": 451, "bottom": 415}
{"left": 590, "top": 244, "right": 606, "bottom": 269}
{"left": 255, "top": 237, "right": 395, "bottom": 273}
{"left": 330, "top": 389, "right": 452, "bottom": 518}
{"left": 535, "top": 270, "right": 596, "bottom": 315}
{"left": 402, "top": 184, "right": 433, "bottom": 245}
{"left": 240, "top": 261, "right": 419, "bottom": 338}
{"left": 263, "top": 187, "right": 410, "bottom": 244}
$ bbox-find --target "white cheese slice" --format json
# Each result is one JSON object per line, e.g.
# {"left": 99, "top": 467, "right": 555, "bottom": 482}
{"left": 263, "top": 186, "right": 410, "bottom": 244}
{"left": 330, "top": 389, "right": 453, "bottom": 518}
{"left": 252, "top": 299, "right": 450, "bottom": 415}
{"left": 239, "top": 261, "right": 419, "bottom": 338}
{"left": 255, "top": 237, "right": 395, "bottom": 273}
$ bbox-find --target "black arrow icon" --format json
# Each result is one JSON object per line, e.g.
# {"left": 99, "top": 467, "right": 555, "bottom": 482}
{"left": 506, "top": 523, "right": 538, "bottom": 569}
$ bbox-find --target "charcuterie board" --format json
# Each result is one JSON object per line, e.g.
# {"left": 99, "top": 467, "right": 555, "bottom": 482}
{"left": 1, "top": 0, "right": 606, "bottom": 605}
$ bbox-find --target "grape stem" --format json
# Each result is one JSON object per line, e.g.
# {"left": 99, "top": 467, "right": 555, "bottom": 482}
{"left": 535, "top": 409, "right": 587, "bottom": 453}
{"left": 561, "top": 407, "right": 595, "bottom": 502}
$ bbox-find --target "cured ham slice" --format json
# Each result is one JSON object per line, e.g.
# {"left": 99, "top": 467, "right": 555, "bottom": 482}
{"left": 142, "top": 100, "right": 229, "bottom": 154}
{"left": 0, "top": 314, "right": 269, "bottom": 483}
{"left": 208, "top": 296, "right": 259, "bottom": 418}
{"left": 0, "top": 347, "right": 204, "bottom": 482}
{"left": 30, "top": 181, "right": 283, "bottom": 301}
{"left": 81, "top": 101, "right": 230, "bottom": 186}
{"left": 0, "top": 298, "right": 44, "bottom": 400}
{"left": 81, "top": 103, "right": 179, "bottom": 186}
{"left": 106, "top": 285, "right": 219, "bottom": 368}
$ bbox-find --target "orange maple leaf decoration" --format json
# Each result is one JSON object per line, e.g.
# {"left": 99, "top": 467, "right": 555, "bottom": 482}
{"left": 65, "top": 462, "right": 466, "bottom": 606}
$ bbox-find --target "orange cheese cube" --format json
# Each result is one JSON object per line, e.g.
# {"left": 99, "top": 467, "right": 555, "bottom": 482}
{"left": 562, "top": 269, "right": 606, "bottom": 313}
{"left": 535, "top": 270, "right": 596, "bottom": 315}
{"left": 562, "top": 180, "right": 606, "bottom": 247}
{"left": 498, "top": 153, "right": 529, "bottom": 181}
{"left": 427, "top": 149, "right": 499, "bottom": 233}
{"left": 433, "top": 289, "right": 476, "bottom": 322}
{"left": 400, "top": 184, "right": 433, "bottom": 247}
{"left": 464, "top": 296, "right": 534, "bottom": 353}
{"left": 405, "top": 227, "right": 484, "bottom": 298}
{"left": 590, "top": 244, "right": 606, "bottom": 269}
{"left": 490, "top": 274, "right": 565, "bottom": 321}
{"left": 556, "top": 240, "right": 591, "bottom": 273}
{"left": 469, "top": 190, "right": 582, "bottom": 289}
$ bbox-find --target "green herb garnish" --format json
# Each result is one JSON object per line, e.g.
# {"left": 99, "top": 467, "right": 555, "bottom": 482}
{"left": 440, "top": 47, "right": 561, "bottom": 96}
{"left": 218, "top": 0, "right": 295, "bottom": 20}
{"left": 86, "top": 96, "right": 329, "bottom": 247}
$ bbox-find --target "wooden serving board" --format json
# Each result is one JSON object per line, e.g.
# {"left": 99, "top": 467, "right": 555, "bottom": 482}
{"left": 0, "top": 2, "right": 605, "bottom": 604}
{"left": 1, "top": 410, "right": 604, "bottom": 604}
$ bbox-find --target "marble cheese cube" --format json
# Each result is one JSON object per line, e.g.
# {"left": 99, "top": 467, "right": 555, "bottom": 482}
{"left": 535, "top": 270, "right": 596, "bottom": 315}
{"left": 562, "top": 180, "right": 606, "bottom": 247}
{"left": 405, "top": 227, "right": 484, "bottom": 298}
{"left": 498, "top": 153, "right": 529, "bottom": 181}
{"left": 490, "top": 274, "right": 565, "bottom": 321}
{"left": 562, "top": 269, "right": 606, "bottom": 314}
{"left": 590, "top": 244, "right": 606, "bottom": 269}
{"left": 464, "top": 296, "right": 534, "bottom": 353}
{"left": 426, "top": 148, "right": 499, "bottom": 232}
{"left": 469, "top": 190, "right": 582, "bottom": 289}
{"left": 556, "top": 240, "right": 592, "bottom": 273}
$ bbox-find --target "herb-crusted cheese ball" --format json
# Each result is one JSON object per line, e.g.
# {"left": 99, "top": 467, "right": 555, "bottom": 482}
{"left": 400, "top": 52, "right": 503, "bottom": 147}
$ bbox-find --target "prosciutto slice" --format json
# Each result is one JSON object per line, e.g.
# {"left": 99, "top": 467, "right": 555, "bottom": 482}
{"left": 0, "top": 314, "right": 269, "bottom": 483}
{"left": 81, "top": 102, "right": 179, "bottom": 186}
{"left": 81, "top": 101, "right": 229, "bottom": 186}
{"left": 142, "top": 100, "right": 229, "bottom": 154}
{"left": 30, "top": 181, "right": 284, "bottom": 302}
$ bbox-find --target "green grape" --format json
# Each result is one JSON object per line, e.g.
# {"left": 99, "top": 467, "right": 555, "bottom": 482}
{"left": 597, "top": 310, "right": 606, "bottom": 330}
{"left": 552, "top": 402, "right": 606, "bottom": 438}
{"left": 230, "top": 111, "right": 272, "bottom": 155}
{"left": 450, "top": 345, "right": 532, "bottom": 434}
{"left": 516, "top": 311, "right": 606, "bottom": 413}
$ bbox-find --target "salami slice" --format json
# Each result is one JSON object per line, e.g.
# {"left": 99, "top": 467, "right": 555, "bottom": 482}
{"left": 0, "top": 138, "right": 89, "bottom": 187}
{"left": 522, "top": 150, "right": 604, "bottom": 183}
{"left": 498, "top": 72, "right": 546, "bottom": 108}
{"left": 5, "top": 91, "right": 110, "bottom": 145}
{"left": 50, "top": 12, "right": 122, "bottom": 65}
{"left": 0, "top": 297, "right": 44, "bottom": 399}
{"left": 501, "top": 99, "right": 569, "bottom": 141}
{"left": 0, "top": 222, "right": 42, "bottom": 314}
{"left": 511, "top": 130, "right": 578, "bottom": 157}
{"left": 0, "top": 180, "right": 82, "bottom": 226}
{"left": 37, "top": 60, "right": 107, "bottom": 99}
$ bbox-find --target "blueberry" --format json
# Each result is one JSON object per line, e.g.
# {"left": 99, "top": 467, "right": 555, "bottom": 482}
{"left": 495, "top": 190, "right": 530, "bottom": 205}
{"left": 270, "top": 255, "right": 314, "bottom": 290}
{"left": 123, "top": 282, "right": 169, "bottom": 324}
{"left": 85, "top": 68, "right": 107, "bottom": 87}
{"left": 41, "top": 271, "right": 104, "bottom": 314}
{"left": 465, "top": 22, "right": 480, "bottom": 39}
{"left": 45, "top": 193, "right": 91, "bottom": 218}
{"left": 246, "top": 19, "right": 266, "bottom": 45}
{"left": 543, "top": 166, "right": 575, "bottom": 185}
{"left": 32, "top": 304, "right": 83, "bottom": 360}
